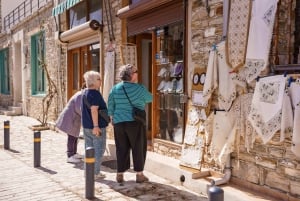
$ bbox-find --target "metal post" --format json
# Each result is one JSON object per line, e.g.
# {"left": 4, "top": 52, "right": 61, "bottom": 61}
{"left": 85, "top": 147, "right": 95, "bottom": 199}
{"left": 208, "top": 181, "right": 224, "bottom": 201}
{"left": 34, "top": 131, "right": 41, "bottom": 167}
{"left": 4, "top": 121, "right": 10, "bottom": 150}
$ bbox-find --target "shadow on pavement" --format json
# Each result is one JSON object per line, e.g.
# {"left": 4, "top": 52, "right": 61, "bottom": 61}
{"left": 36, "top": 166, "right": 57, "bottom": 175}
{"left": 99, "top": 179, "right": 206, "bottom": 201}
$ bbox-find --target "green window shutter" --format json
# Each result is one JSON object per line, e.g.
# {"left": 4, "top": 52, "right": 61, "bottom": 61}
{"left": 0, "top": 48, "right": 10, "bottom": 94}
{"left": 31, "top": 31, "right": 46, "bottom": 95}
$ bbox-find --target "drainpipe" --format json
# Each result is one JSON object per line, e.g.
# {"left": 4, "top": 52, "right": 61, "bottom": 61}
{"left": 213, "top": 155, "right": 231, "bottom": 186}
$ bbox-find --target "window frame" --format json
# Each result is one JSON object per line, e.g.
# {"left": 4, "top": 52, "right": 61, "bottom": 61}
{"left": 0, "top": 48, "right": 10, "bottom": 94}
{"left": 68, "top": 0, "right": 103, "bottom": 29}
{"left": 31, "top": 31, "right": 46, "bottom": 96}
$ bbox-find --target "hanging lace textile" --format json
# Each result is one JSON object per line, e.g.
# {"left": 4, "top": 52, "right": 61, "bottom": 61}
{"left": 289, "top": 81, "right": 300, "bottom": 157}
{"left": 203, "top": 41, "right": 238, "bottom": 111}
{"left": 238, "top": 0, "right": 278, "bottom": 83}
{"left": 226, "top": 0, "right": 251, "bottom": 70}
{"left": 103, "top": 50, "right": 115, "bottom": 102}
{"left": 206, "top": 110, "right": 237, "bottom": 169}
{"left": 248, "top": 75, "right": 286, "bottom": 144}
{"left": 119, "top": 43, "right": 137, "bottom": 66}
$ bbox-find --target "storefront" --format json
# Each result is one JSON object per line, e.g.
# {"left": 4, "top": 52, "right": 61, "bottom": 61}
{"left": 117, "top": 0, "right": 187, "bottom": 148}
{"left": 53, "top": 0, "right": 103, "bottom": 99}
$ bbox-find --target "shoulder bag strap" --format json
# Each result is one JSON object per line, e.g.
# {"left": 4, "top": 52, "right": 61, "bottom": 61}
{"left": 122, "top": 85, "right": 134, "bottom": 107}
{"left": 83, "top": 94, "right": 91, "bottom": 109}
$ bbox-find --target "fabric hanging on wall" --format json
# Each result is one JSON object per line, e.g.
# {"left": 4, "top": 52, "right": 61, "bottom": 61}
{"left": 226, "top": 0, "right": 251, "bottom": 70}
{"left": 119, "top": 43, "right": 137, "bottom": 66}
{"left": 288, "top": 81, "right": 300, "bottom": 157}
{"left": 103, "top": 51, "right": 115, "bottom": 102}
{"left": 248, "top": 75, "right": 286, "bottom": 144}
{"left": 238, "top": 0, "right": 278, "bottom": 83}
{"left": 229, "top": 93, "right": 257, "bottom": 152}
{"left": 203, "top": 41, "right": 237, "bottom": 111}
{"left": 288, "top": 81, "right": 300, "bottom": 109}
{"left": 209, "top": 111, "right": 236, "bottom": 169}
{"left": 292, "top": 104, "right": 300, "bottom": 157}
{"left": 280, "top": 92, "right": 293, "bottom": 142}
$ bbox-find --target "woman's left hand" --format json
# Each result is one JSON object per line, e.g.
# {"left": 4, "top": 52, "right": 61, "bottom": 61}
{"left": 93, "top": 127, "right": 101, "bottom": 136}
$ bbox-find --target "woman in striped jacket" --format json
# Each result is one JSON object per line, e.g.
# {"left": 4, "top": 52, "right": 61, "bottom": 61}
{"left": 107, "top": 64, "right": 153, "bottom": 184}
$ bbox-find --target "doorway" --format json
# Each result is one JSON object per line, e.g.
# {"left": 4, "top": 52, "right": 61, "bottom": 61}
{"left": 67, "top": 43, "right": 100, "bottom": 99}
{"left": 135, "top": 33, "right": 152, "bottom": 139}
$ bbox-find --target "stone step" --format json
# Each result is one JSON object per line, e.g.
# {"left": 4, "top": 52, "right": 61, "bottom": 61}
{"left": 8, "top": 106, "right": 22, "bottom": 115}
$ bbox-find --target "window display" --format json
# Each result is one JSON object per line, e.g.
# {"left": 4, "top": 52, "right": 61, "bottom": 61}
{"left": 155, "top": 22, "right": 184, "bottom": 143}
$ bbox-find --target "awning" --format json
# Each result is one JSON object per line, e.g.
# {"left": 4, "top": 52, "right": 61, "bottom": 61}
{"left": 117, "top": 0, "right": 173, "bottom": 19}
{"left": 59, "top": 20, "right": 102, "bottom": 43}
{"left": 52, "top": 0, "right": 81, "bottom": 16}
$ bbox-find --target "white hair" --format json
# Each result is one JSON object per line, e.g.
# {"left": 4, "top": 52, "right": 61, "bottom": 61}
{"left": 83, "top": 71, "right": 100, "bottom": 88}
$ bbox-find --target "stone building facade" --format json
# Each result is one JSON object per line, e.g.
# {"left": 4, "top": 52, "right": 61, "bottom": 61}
{"left": 0, "top": 0, "right": 300, "bottom": 200}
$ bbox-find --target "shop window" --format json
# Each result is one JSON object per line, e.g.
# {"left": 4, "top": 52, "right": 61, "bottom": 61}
{"left": 0, "top": 48, "right": 10, "bottom": 94}
{"left": 68, "top": 0, "right": 102, "bottom": 29}
{"left": 31, "top": 31, "right": 46, "bottom": 95}
{"left": 155, "top": 22, "right": 185, "bottom": 143}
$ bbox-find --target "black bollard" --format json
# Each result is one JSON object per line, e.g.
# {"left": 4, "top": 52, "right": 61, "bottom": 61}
{"left": 4, "top": 121, "right": 10, "bottom": 150}
{"left": 33, "top": 131, "right": 41, "bottom": 167}
{"left": 208, "top": 181, "right": 224, "bottom": 201}
{"left": 85, "top": 147, "right": 95, "bottom": 199}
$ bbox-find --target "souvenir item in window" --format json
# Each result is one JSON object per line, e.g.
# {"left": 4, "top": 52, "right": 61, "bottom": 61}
{"left": 174, "top": 62, "right": 183, "bottom": 76}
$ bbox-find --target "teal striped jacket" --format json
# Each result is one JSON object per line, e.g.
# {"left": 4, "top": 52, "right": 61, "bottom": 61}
{"left": 107, "top": 81, "right": 153, "bottom": 124}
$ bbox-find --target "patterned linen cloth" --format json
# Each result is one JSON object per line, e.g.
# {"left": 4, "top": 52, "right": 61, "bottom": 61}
{"left": 238, "top": 0, "right": 278, "bottom": 83}
{"left": 288, "top": 81, "right": 300, "bottom": 157}
{"left": 120, "top": 44, "right": 137, "bottom": 66}
{"left": 103, "top": 51, "right": 115, "bottom": 102}
{"left": 230, "top": 93, "right": 256, "bottom": 152}
{"left": 206, "top": 111, "right": 236, "bottom": 169}
{"left": 203, "top": 41, "right": 237, "bottom": 111}
{"left": 280, "top": 92, "right": 293, "bottom": 142}
{"left": 292, "top": 104, "right": 300, "bottom": 157}
{"left": 248, "top": 75, "right": 286, "bottom": 144}
{"left": 226, "top": 0, "right": 251, "bottom": 69}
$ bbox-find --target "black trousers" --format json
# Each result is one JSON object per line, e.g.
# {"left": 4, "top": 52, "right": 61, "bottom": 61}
{"left": 113, "top": 121, "right": 147, "bottom": 173}
{"left": 67, "top": 134, "right": 78, "bottom": 158}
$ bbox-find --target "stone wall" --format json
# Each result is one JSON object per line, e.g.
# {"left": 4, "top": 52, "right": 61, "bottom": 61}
{"left": 190, "top": 0, "right": 300, "bottom": 199}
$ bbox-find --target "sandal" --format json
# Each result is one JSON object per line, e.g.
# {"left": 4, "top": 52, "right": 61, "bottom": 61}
{"left": 116, "top": 173, "right": 124, "bottom": 183}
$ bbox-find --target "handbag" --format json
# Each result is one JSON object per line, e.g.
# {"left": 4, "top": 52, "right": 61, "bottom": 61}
{"left": 82, "top": 94, "right": 111, "bottom": 124}
{"left": 122, "top": 86, "right": 146, "bottom": 125}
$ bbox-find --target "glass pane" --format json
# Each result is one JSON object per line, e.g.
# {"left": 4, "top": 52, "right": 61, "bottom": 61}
{"left": 90, "top": 43, "right": 100, "bottom": 72}
{"left": 89, "top": 0, "right": 102, "bottom": 22}
{"left": 156, "top": 21, "right": 184, "bottom": 144}
{"left": 69, "top": 2, "right": 87, "bottom": 28}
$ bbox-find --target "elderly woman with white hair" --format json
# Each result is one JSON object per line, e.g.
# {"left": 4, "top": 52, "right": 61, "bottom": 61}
{"left": 81, "top": 70, "right": 109, "bottom": 179}
{"left": 108, "top": 64, "right": 153, "bottom": 184}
